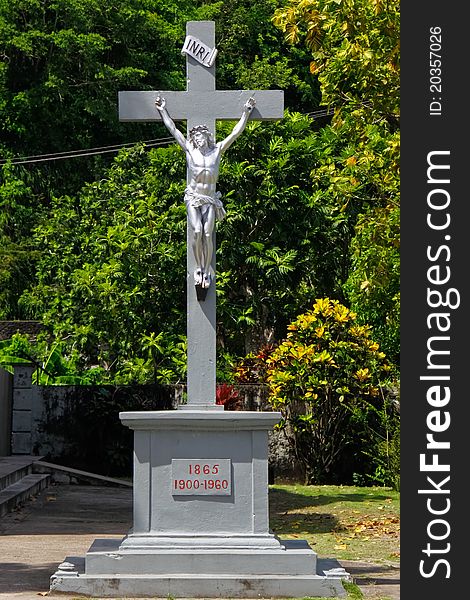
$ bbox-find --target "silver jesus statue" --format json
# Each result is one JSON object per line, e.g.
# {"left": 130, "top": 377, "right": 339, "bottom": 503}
{"left": 155, "top": 95, "right": 256, "bottom": 289}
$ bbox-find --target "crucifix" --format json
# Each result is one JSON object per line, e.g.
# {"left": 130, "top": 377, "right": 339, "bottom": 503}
{"left": 119, "top": 21, "right": 283, "bottom": 410}
{"left": 51, "top": 21, "right": 348, "bottom": 598}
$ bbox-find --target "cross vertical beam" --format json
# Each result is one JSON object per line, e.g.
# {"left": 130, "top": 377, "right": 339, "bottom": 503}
{"left": 184, "top": 21, "right": 217, "bottom": 410}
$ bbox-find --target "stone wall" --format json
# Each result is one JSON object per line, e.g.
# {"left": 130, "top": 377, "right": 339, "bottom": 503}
{"left": 0, "top": 368, "right": 13, "bottom": 455}
{"left": 0, "top": 320, "right": 45, "bottom": 341}
{"left": 10, "top": 365, "right": 38, "bottom": 455}
{"left": 268, "top": 427, "right": 304, "bottom": 484}
{"left": 8, "top": 365, "right": 301, "bottom": 480}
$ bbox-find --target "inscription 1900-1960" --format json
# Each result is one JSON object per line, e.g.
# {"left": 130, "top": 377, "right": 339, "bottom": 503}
{"left": 171, "top": 459, "right": 232, "bottom": 495}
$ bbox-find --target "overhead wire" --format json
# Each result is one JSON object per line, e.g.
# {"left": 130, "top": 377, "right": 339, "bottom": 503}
{"left": 4, "top": 138, "right": 175, "bottom": 161}
{"left": 0, "top": 107, "right": 335, "bottom": 167}
{"left": 0, "top": 137, "right": 175, "bottom": 166}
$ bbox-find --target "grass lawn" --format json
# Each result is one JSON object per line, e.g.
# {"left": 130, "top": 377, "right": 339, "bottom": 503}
{"left": 269, "top": 484, "right": 400, "bottom": 564}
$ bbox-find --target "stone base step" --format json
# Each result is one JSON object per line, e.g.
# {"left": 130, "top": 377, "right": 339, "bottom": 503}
{"left": 85, "top": 537, "right": 318, "bottom": 576}
{"left": 0, "top": 473, "right": 50, "bottom": 517}
{"left": 51, "top": 556, "right": 349, "bottom": 598}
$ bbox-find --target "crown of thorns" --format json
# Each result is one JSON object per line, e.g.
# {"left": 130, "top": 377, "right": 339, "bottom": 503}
{"left": 189, "top": 125, "right": 212, "bottom": 139}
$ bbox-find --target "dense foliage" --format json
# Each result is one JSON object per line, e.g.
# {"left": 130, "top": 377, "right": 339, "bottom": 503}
{"left": 273, "top": 0, "right": 400, "bottom": 362}
{"left": 0, "top": 0, "right": 320, "bottom": 320}
{"left": 0, "top": 0, "right": 316, "bottom": 195}
{"left": 236, "top": 298, "right": 398, "bottom": 484}
{"left": 0, "top": 163, "right": 42, "bottom": 318}
{"left": 0, "top": 0, "right": 192, "bottom": 161}
{"left": 19, "top": 144, "right": 188, "bottom": 383}
{"left": 0, "top": 0, "right": 196, "bottom": 316}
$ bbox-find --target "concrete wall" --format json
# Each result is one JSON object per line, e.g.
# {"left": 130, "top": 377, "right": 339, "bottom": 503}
{"left": 8, "top": 365, "right": 300, "bottom": 480}
{"left": 10, "top": 365, "right": 37, "bottom": 455}
{"left": 0, "top": 368, "right": 13, "bottom": 456}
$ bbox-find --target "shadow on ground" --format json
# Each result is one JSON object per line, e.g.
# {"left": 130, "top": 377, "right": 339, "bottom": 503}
{"left": 270, "top": 486, "right": 394, "bottom": 509}
{"left": 269, "top": 487, "right": 395, "bottom": 536}
{"left": 343, "top": 563, "right": 400, "bottom": 575}
{"left": 270, "top": 509, "right": 340, "bottom": 534}
{"left": 340, "top": 561, "right": 400, "bottom": 599}
{"left": 0, "top": 561, "right": 59, "bottom": 593}
{"left": 0, "top": 484, "right": 132, "bottom": 536}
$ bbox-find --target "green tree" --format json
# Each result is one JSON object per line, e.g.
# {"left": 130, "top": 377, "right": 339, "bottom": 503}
{"left": 217, "top": 112, "right": 349, "bottom": 355}
{"left": 0, "top": 0, "right": 321, "bottom": 320}
{"left": 5, "top": 0, "right": 401, "bottom": 380}
{"left": 344, "top": 203, "right": 400, "bottom": 364}
{"left": 0, "top": 0, "right": 199, "bottom": 318}
{"left": 0, "top": 0, "right": 195, "bottom": 156}
{"left": 272, "top": 0, "right": 399, "bottom": 118}
{"left": 265, "top": 298, "right": 393, "bottom": 483}
{"left": 0, "top": 162, "right": 41, "bottom": 318}
{"left": 206, "top": 0, "right": 321, "bottom": 110}
{"left": 0, "top": 0, "right": 319, "bottom": 197}
{"left": 20, "top": 144, "right": 188, "bottom": 383}
{"left": 272, "top": 0, "right": 400, "bottom": 363}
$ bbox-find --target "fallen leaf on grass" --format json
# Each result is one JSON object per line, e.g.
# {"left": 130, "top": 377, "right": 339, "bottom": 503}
{"left": 334, "top": 544, "right": 348, "bottom": 550}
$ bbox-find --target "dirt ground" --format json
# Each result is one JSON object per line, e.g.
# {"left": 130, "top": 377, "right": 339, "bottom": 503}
{"left": 0, "top": 483, "right": 399, "bottom": 599}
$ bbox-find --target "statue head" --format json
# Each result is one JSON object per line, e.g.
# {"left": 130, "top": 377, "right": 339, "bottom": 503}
{"left": 189, "top": 125, "right": 214, "bottom": 149}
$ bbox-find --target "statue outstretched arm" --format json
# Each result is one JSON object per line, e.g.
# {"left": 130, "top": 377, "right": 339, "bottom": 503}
{"left": 155, "top": 96, "right": 187, "bottom": 151}
{"left": 218, "top": 97, "right": 256, "bottom": 154}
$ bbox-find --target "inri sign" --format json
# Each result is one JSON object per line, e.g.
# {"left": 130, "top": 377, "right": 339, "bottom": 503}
{"left": 181, "top": 34, "right": 218, "bottom": 67}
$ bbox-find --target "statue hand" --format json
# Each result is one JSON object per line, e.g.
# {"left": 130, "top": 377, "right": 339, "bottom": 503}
{"left": 244, "top": 97, "right": 256, "bottom": 112}
{"left": 155, "top": 95, "right": 166, "bottom": 110}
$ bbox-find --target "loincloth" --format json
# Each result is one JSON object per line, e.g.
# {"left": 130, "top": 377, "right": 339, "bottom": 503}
{"left": 184, "top": 188, "right": 226, "bottom": 222}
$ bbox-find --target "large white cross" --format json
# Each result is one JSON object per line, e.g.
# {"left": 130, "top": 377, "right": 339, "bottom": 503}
{"left": 119, "top": 21, "right": 284, "bottom": 409}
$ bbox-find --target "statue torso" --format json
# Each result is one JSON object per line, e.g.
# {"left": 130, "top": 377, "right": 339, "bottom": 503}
{"left": 187, "top": 144, "right": 221, "bottom": 197}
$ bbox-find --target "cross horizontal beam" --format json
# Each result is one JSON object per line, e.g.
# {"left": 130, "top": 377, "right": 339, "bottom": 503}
{"left": 119, "top": 90, "right": 284, "bottom": 122}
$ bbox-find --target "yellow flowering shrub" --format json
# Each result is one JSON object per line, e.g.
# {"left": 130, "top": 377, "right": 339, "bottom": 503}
{"left": 265, "top": 298, "right": 393, "bottom": 483}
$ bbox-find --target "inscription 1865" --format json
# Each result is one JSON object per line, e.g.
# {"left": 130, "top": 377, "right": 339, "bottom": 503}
{"left": 171, "top": 459, "right": 231, "bottom": 495}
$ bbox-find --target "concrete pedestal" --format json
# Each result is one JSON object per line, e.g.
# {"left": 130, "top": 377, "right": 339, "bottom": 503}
{"left": 50, "top": 410, "right": 349, "bottom": 597}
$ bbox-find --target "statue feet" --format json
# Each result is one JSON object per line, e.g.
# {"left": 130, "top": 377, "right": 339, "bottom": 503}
{"left": 194, "top": 268, "right": 212, "bottom": 288}
{"left": 194, "top": 268, "right": 203, "bottom": 286}
{"left": 202, "top": 271, "right": 211, "bottom": 289}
